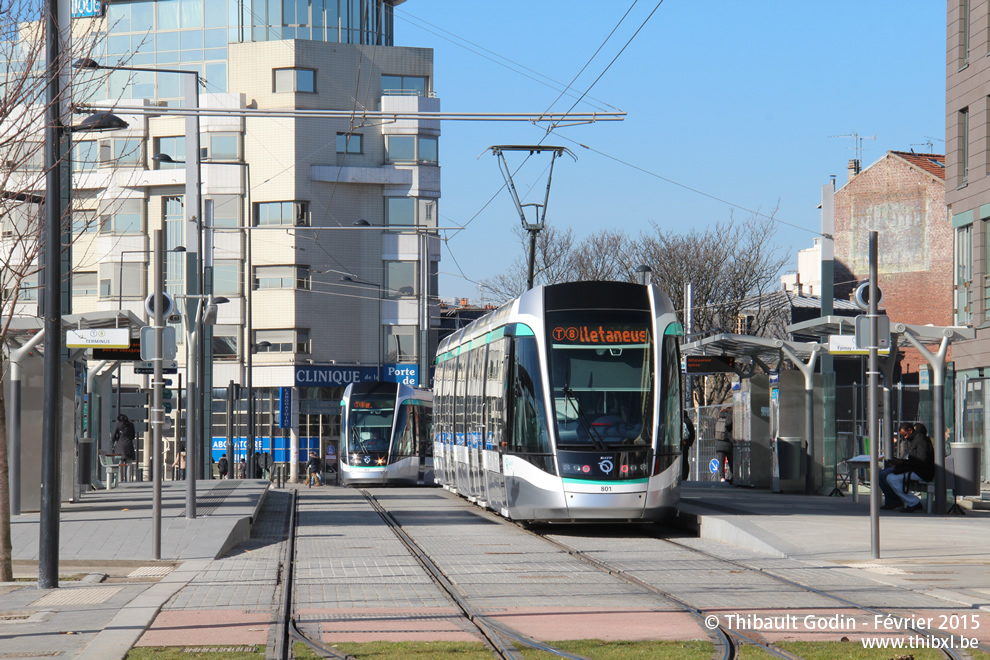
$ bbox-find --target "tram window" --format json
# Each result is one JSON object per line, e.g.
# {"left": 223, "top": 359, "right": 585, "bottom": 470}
{"left": 508, "top": 336, "right": 551, "bottom": 456}
{"left": 657, "top": 335, "right": 682, "bottom": 470}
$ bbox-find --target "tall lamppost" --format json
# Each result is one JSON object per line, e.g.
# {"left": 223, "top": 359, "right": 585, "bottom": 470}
{"left": 156, "top": 154, "right": 256, "bottom": 475}
{"left": 74, "top": 58, "right": 206, "bottom": 475}
{"left": 173, "top": 293, "right": 228, "bottom": 518}
{"left": 38, "top": 99, "right": 128, "bottom": 588}
{"left": 339, "top": 275, "right": 383, "bottom": 379}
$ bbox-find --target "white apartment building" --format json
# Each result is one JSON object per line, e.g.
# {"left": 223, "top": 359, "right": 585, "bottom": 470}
{"left": 6, "top": 0, "right": 440, "bottom": 473}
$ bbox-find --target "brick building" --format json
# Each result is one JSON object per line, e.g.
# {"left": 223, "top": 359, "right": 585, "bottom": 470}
{"left": 832, "top": 151, "right": 951, "bottom": 376}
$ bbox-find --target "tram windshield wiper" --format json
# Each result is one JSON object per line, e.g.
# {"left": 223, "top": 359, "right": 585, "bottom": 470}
{"left": 562, "top": 385, "right": 608, "bottom": 451}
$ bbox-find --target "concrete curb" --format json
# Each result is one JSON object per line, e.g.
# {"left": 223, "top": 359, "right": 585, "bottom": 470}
{"left": 74, "top": 560, "right": 212, "bottom": 658}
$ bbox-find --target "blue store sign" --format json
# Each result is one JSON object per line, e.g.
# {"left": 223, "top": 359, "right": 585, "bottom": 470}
{"left": 383, "top": 364, "right": 418, "bottom": 385}
{"left": 72, "top": 0, "right": 104, "bottom": 18}
{"left": 278, "top": 387, "right": 292, "bottom": 428}
{"left": 295, "top": 365, "right": 378, "bottom": 387}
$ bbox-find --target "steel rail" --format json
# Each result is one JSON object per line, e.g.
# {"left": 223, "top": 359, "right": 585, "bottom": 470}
{"left": 358, "top": 489, "right": 591, "bottom": 660}
{"left": 658, "top": 531, "right": 972, "bottom": 660}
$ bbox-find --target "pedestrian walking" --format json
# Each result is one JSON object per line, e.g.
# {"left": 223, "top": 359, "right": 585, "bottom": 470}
{"left": 218, "top": 453, "right": 229, "bottom": 479}
{"left": 307, "top": 451, "right": 323, "bottom": 487}
{"left": 111, "top": 414, "right": 136, "bottom": 482}
{"left": 172, "top": 444, "right": 187, "bottom": 480}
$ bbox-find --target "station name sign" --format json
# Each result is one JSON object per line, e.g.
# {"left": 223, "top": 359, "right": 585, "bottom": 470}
{"left": 551, "top": 325, "right": 649, "bottom": 345}
{"left": 685, "top": 355, "right": 736, "bottom": 374}
{"left": 72, "top": 0, "right": 104, "bottom": 18}
{"left": 67, "top": 328, "right": 130, "bottom": 349}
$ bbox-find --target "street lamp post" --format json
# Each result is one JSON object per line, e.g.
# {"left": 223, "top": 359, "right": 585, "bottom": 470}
{"left": 174, "top": 293, "right": 228, "bottom": 518}
{"left": 339, "top": 275, "right": 383, "bottom": 379}
{"left": 75, "top": 58, "right": 205, "bottom": 476}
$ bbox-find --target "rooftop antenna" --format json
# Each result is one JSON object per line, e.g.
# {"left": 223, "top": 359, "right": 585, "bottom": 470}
{"left": 829, "top": 131, "right": 877, "bottom": 163}
{"left": 910, "top": 140, "right": 934, "bottom": 153}
{"left": 485, "top": 145, "right": 577, "bottom": 290}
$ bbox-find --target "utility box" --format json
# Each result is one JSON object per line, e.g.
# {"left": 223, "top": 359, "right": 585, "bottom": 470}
{"left": 949, "top": 442, "right": 982, "bottom": 497}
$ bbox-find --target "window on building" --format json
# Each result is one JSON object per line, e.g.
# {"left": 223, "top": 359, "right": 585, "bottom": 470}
{"left": 154, "top": 136, "right": 185, "bottom": 169}
{"left": 959, "top": 107, "right": 969, "bottom": 187}
{"left": 72, "top": 209, "right": 97, "bottom": 235}
{"left": 960, "top": 0, "right": 971, "bottom": 67}
{"left": 254, "top": 265, "right": 310, "bottom": 290}
{"left": 99, "top": 198, "right": 145, "bottom": 235}
{"left": 1, "top": 202, "right": 39, "bottom": 238}
{"left": 273, "top": 67, "right": 316, "bottom": 92}
{"left": 957, "top": 223, "right": 973, "bottom": 325}
{"left": 381, "top": 74, "right": 427, "bottom": 96}
{"left": 735, "top": 314, "right": 755, "bottom": 335}
{"left": 385, "top": 135, "right": 438, "bottom": 164}
{"left": 386, "top": 326, "right": 417, "bottom": 362}
{"left": 72, "top": 140, "right": 98, "bottom": 172}
{"left": 255, "top": 329, "right": 310, "bottom": 353}
{"left": 99, "top": 138, "right": 143, "bottom": 167}
{"left": 336, "top": 132, "right": 363, "bottom": 154}
{"left": 73, "top": 272, "right": 98, "bottom": 297}
{"left": 386, "top": 197, "right": 415, "bottom": 226}
{"left": 386, "top": 261, "right": 416, "bottom": 297}
{"left": 203, "top": 132, "right": 240, "bottom": 161}
{"left": 209, "top": 194, "right": 242, "bottom": 228}
{"left": 256, "top": 201, "right": 308, "bottom": 227}
{"left": 212, "top": 325, "right": 239, "bottom": 360}
{"left": 100, "top": 261, "right": 146, "bottom": 300}
{"left": 3, "top": 141, "right": 43, "bottom": 171}
{"left": 213, "top": 259, "right": 242, "bottom": 296}
{"left": 6, "top": 276, "right": 39, "bottom": 302}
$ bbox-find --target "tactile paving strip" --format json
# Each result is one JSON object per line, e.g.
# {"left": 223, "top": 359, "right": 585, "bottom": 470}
{"left": 127, "top": 565, "right": 174, "bottom": 578}
{"left": 31, "top": 586, "right": 123, "bottom": 607}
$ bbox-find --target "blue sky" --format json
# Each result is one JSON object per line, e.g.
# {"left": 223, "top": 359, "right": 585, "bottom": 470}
{"left": 393, "top": 1, "right": 946, "bottom": 302}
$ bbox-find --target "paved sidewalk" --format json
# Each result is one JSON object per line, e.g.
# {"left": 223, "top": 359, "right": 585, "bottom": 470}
{"left": 1, "top": 479, "right": 269, "bottom": 659}
{"left": 2, "top": 479, "right": 990, "bottom": 658}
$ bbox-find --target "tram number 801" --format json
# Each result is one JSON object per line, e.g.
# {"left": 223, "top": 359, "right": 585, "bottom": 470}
{"left": 601, "top": 486, "right": 612, "bottom": 492}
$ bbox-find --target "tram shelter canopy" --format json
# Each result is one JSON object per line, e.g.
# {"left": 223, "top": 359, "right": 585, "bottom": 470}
{"left": 785, "top": 315, "right": 976, "bottom": 347}
{"left": 2, "top": 310, "right": 146, "bottom": 351}
{"left": 680, "top": 332, "right": 822, "bottom": 374}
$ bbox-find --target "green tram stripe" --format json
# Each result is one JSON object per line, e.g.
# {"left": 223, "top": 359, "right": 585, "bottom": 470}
{"left": 561, "top": 478, "right": 649, "bottom": 486}
{"left": 437, "top": 323, "right": 526, "bottom": 363}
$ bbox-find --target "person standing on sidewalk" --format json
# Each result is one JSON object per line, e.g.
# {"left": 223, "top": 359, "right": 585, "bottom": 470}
{"left": 217, "top": 453, "right": 229, "bottom": 479}
{"left": 714, "top": 407, "right": 733, "bottom": 483}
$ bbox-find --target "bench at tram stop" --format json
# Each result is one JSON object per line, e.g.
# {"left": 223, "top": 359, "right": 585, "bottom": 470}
{"left": 98, "top": 451, "right": 123, "bottom": 489}
{"left": 845, "top": 442, "right": 983, "bottom": 514}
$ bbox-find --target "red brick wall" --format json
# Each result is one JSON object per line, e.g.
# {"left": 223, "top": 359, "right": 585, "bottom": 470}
{"left": 832, "top": 153, "right": 952, "bottom": 374}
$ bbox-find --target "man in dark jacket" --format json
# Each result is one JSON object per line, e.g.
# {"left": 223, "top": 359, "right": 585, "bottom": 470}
{"left": 714, "top": 407, "right": 733, "bottom": 483}
{"left": 306, "top": 451, "right": 323, "bottom": 487}
{"left": 111, "top": 414, "right": 136, "bottom": 481}
{"left": 680, "top": 414, "right": 696, "bottom": 481}
{"left": 882, "top": 422, "right": 935, "bottom": 512}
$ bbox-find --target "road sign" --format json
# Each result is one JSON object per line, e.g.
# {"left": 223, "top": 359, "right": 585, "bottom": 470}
{"left": 828, "top": 334, "right": 890, "bottom": 356}
{"left": 139, "top": 326, "right": 178, "bottom": 360}
{"left": 134, "top": 360, "right": 178, "bottom": 374}
{"left": 67, "top": 328, "right": 130, "bottom": 348}
{"left": 709, "top": 458, "right": 720, "bottom": 474}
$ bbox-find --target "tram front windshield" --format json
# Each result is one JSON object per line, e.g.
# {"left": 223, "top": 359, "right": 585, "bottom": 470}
{"left": 547, "top": 311, "right": 654, "bottom": 450}
{"left": 347, "top": 393, "right": 395, "bottom": 459}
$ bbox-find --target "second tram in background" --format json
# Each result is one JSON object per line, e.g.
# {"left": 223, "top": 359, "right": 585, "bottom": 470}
{"left": 432, "top": 280, "right": 685, "bottom": 523}
{"left": 340, "top": 381, "right": 434, "bottom": 486}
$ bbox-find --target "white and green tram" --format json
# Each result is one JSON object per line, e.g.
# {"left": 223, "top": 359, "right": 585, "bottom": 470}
{"left": 340, "top": 381, "right": 434, "bottom": 486}
{"left": 432, "top": 281, "right": 684, "bottom": 522}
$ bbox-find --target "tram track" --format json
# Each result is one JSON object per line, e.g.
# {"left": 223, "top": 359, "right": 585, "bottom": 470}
{"left": 525, "top": 519, "right": 977, "bottom": 660}
{"left": 273, "top": 486, "right": 980, "bottom": 659}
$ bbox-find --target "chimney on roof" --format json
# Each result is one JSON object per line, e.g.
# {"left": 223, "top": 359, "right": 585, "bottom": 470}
{"left": 460, "top": 297, "right": 468, "bottom": 307}
{"left": 848, "top": 159, "right": 860, "bottom": 181}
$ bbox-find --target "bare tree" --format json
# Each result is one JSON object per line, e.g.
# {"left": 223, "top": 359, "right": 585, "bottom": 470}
{"left": 0, "top": 1, "right": 109, "bottom": 582}
{"left": 636, "top": 209, "right": 789, "bottom": 404}
{"left": 570, "top": 229, "right": 635, "bottom": 282}
{"left": 479, "top": 223, "right": 575, "bottom": 304}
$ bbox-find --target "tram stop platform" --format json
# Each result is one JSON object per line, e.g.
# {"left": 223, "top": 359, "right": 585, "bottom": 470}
{"left": 2, "top": 479, "right": 990, "bottom": 659}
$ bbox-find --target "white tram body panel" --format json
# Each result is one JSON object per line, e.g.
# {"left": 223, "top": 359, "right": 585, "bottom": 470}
{"left": 433, "top": 281, "right": 684, "bottom": 523}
